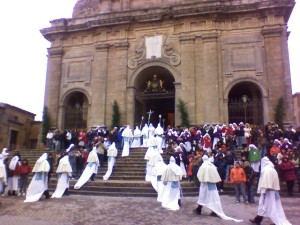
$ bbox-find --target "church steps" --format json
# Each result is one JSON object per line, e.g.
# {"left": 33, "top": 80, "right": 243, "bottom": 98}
{"left": 13, "top": 148, "right": 300, "bottom": 197}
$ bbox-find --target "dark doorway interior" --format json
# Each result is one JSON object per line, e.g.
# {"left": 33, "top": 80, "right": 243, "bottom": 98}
{"left": 228, "top": 82, "right": 263, "bottom": 125}
{"left": 64, "top": 91, "right": 88, "bottom": 130}
{"left": 9, "top": 130, "right": 18, "bottom": 150}
{"left": 134, "top": 66, "right": 175, "bottom": 128}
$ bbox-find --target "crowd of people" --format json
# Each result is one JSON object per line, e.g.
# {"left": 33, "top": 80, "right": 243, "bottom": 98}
{"left": 0, "top": 121, "right": 299, "bottom": 223}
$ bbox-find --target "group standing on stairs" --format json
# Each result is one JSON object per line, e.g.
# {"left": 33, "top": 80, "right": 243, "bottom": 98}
{"left": 0, "top": 121, "right": 299, "bottom": 224}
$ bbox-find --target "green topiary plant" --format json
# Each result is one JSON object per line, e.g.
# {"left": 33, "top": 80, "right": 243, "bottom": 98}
{"left": 111, "top": 100, "right": 121, "bottom": 129}
{"left": 274, "top": 96, "right": 285, "bottom": 130}
{"left": 42, "top": 106, "right": 51, "bottom": 145}
{"left": 177, "top": 98, "right": 190, "bottom": 128}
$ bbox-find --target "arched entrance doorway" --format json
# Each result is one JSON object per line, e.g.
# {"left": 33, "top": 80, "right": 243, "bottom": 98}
{"left": 134, "top": 66, "right": 175, "bottom": 129}
{"left": 63, "top": 91, "right": 88, "bottom": 130}
{"left": 228, "top": 82, "right": 263, "bottom": 125}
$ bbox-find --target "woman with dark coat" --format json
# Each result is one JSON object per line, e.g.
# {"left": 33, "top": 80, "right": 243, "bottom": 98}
{"left": 280, "top": 156, "right": 297, "bottom": 196}
{"left": 214, "top": 153, "right": 227, "bottom": 192}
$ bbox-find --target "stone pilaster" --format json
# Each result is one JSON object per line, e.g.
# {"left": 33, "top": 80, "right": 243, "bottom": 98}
{"left": 201, "top": 33, "right": 220, "bottom": 123}
{"left": 179, "top": 35, "right": 196, "bottom": 125}
{"left": 92, "top": 43, "right": 109, "bottom": 126}
{"left": 106, "top": 42, "right": 129, "bottom": 127}
{"left": 45, "top": 47, "right": 63, "bottom": 128}
{"left": 262, "top": 27, "right": 294, "bottom": 125}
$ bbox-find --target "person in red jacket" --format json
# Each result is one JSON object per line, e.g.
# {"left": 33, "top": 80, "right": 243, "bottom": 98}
{"left": 280, "top": 156, "right": 297, "bottom": 196}
{"left": 19, "top": 159, "right": 32, "bottom": 196}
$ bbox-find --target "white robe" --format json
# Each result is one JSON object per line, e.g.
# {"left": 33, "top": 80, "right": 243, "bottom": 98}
{"left": 51, "top": 173, "right": 70, "bottom": 198}
{"left": 74, "top": 149, "right": 99, "bottom": 189}
{"left": 103, "top": 157, "right": 116, "bottom": 180}
{"left": 74, "top": 163, "right": 98, "bottom": 189}
{"left": 161, "top": 157, "right": 182, "bottom": 211}
{"left": 161, "top": 181, "right": 181, "bottom": 211}
{"left": 121, "top": 137, "right": 130, "bottom": 157}
{"left": 24, "top": 172, "right": 48, "bottom": 203}
{"left": 257, "top": 190, "right": 291, "bottom": 225}
{"left": 197, "top": 183, "right": 242, "bottom": 222}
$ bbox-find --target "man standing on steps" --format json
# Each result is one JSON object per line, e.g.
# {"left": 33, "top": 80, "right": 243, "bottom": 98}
{"left": 193, "top": 155, "right": 242, "bottom": 223}
{"left": 249, "top": 156, "right": 292, "bottom": 225}
{"left": 103, "top": 142, "right": 118, "bottom": 180}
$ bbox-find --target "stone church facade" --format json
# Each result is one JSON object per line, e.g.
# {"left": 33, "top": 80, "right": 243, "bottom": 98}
{"left": 41, "top": 0, "right": 295, "bottom": 130}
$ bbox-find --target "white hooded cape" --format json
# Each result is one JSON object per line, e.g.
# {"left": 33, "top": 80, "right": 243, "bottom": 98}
{"left": 197, "top": 155, "right": 242, "bottom": 222}
{"left": 24, "top": 153, "right": 50, "bottom": 203}
{"left": 74, "top": 148, "right": 99, "bottom": 189}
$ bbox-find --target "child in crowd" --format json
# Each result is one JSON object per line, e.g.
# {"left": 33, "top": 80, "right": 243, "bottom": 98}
{"left": 18, "top": 159, "right": 32, "bottom": 196}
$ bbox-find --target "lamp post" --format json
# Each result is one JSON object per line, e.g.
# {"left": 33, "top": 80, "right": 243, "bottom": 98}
{"left": 241, "top": 95, "right": 248, "bottom": 123}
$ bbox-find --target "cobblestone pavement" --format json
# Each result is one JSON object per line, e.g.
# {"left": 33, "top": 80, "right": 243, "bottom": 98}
{"left": 0, "top": 194, "right": 299, "bottom": 225}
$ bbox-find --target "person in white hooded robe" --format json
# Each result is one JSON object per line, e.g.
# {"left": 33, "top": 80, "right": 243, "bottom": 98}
{"left": 24, "top": 153, "right": 51, "bottom": 202}
{"left": 51, "top": 151, "right": 72, "bottom": 198}
{"left": 141, "top": 124, "right": 149, "bottom": 147}
{"left": 155, "top": 123, "right": 164, "bottom": 153}
{"left": 152, "top": 157, "right": 167, "bottom": 202}
{"left": 103, "top": 142, "right": 118, "bottom": 180}
{"left": 193, "top": 155, "right": 242, "bottom": 222}
{"left": 121, "top": 125, "right": 133, "bottom": 157}
{"left": 249, "top": 156, "right": 292, "bottom": 225}
{"left": 0, "top": 148, "right": 9, "bottom": 196}
{"left": 148, "top": 147, "right": 163, "bottom": 190}
{"left": 74, "top": 147, "right": 100, "bottom": 189}
{"left": 161, "top": 156, "right": 182, "bottom": 211}
{"left": 7, "top": 155, "right": 20, "bottom": 196}
{"left": 131, "top": 126, "right": 142, "bottom": 148}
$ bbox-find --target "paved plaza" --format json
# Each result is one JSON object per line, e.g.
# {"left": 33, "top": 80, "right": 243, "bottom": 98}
{"left": 0, "top": 194, "right": 299, "bottom": 225}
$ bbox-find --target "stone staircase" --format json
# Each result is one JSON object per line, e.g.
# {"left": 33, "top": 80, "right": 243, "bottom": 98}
{"left": 12, "top": 147, "right": 299, "bottom": 197}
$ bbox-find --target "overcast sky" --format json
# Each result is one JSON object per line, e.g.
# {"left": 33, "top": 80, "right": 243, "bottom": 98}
{"left": 0, "top": 1, "right": 299, "bottom": 121}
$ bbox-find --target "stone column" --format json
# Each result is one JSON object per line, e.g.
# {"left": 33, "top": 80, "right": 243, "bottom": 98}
{"left": 201, "top": 33, "right": 220, "bottom": 123}
{"left": 93, "top": 44, "right": 109, "bottom": 126}
{"left": 126, "top": 86, "right": 135, "bottom": 127}
{"left": 174, "top": 82, "right": 182, "bottom": 127}
{"left": 44, "top": 47, "right": 63, "bottom": 129}
{"left": 106, "top": 42, "right": 129, "bottom": 127}
{"left": 262, "top": 27, "right": 294, "bottom": 125}
{"left": 179, "top": 35, "right": 196, "bottom": 125}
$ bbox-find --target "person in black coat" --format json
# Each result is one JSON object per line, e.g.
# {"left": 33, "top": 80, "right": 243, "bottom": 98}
{"left": 214, "top": 153, "right": 227, "bottom": 192}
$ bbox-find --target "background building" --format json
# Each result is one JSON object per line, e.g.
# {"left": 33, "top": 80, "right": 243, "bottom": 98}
{"left": 0, "top": 103, "right": 41, "bottom": 150}
{"left": 293, "top": 92, "right": 300, "bottom": 126}
{"left": 41, "top": 0, "right": 296, "bottom": 130}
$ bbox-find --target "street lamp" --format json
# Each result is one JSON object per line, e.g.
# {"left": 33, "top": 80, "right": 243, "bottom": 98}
{"left": 241, "top": 95, "right": 248, "bottom": 123}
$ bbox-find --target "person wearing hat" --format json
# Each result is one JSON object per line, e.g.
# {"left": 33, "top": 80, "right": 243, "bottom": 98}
{"left": 193, "top": 155, "right": 242, "bottom": 222}
{"left": 51, "top": 150, "right": 72, "bottom": 198}
{"left": 249, "top": 156, "right": 292, "bottom": 225}
{"left": 24, "top": 153, "right": 51, "bottom": 202}
{"left": 121, "top": 125, "right": 133, "bottom": 157}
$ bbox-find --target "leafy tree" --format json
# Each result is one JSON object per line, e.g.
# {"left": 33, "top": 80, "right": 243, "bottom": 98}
{"left": 274, "top": 96, "right": 285, "bottom": 130}
{"left": 111, "top": 100, "right": 121, "bottom": 129}
{"left": 177, "top": 98, "right": 190, "bottom": 128}
{"left": 42, "top": 106, "right": 51, "bottom": 145}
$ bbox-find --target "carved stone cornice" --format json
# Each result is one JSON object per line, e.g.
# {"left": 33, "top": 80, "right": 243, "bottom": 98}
{"left": 201, "top": 33, "right": 218, "bottom": 43}
{"left": 48, "top": 48, "right": 64, "bottom": 57}
{"left": 179, "top": 35, "right": 196, "bottom": 43}
{"left": 261, "top": 27, "right": 283, "bottom": 37}
{"left": 114, "top": 42, "right": 129, "bottom": 49}
{"left": 95, "top": 43, "right": 110, "bottom": 51}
